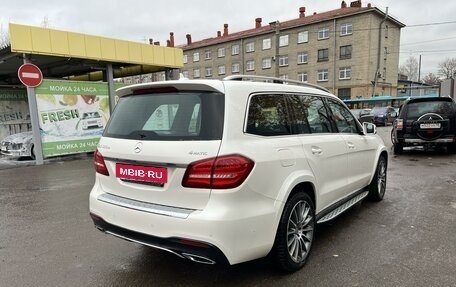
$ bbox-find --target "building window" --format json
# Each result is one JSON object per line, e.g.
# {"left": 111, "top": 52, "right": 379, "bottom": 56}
{"left": 317, "top": 49, "right": 329, "bottom": 62}
{"left": 298, "top": 31, "right": 309, "bottom": 43}
{"left": 263, "top": 38, "right": 271, "bottom": 50}
{"left": 183, "top": 54, "right": 188, "bottom": 64}
{"left": 279, "top": 35, "right": 289, "bottom": 47}
{"left": 340, "top": 45, "right": 352, "bottom": 59}
{"left": 339, "top": 67, "right": 351, "bottom": 80}
{"left": 246, "top": 42, "right": 255, "bottom": 53}
{"left": 232, "top": 63, "right": 240, "bottom": 73}
{"left": 385, "top": 25, "right": 389, "bottom": 38}
{"left": 340, "top": 23, "right": 353, "bottom": 36}
{"left": 279, "top": 55, "right": 288, "bottom": 67}
{"left": 318, "top": 27, "right": 329, "bottom": 40}
{"left": 205, "top": 67, "right": 213, "bottom": 77}
{"left": 317, "top": 69, "right": 329, "bottom": 82}
{"left": 262, "top": 58, "right": 272, "bottom": 69}
{"left": 279, "top": 74, "right": 289, "bottom": 80}
{"left": 193, "top": 69, "right": 200, "bottom": 78}
{"left": 246, "top": 60, "right": 255, "bottom": 71}
{"left": 298, "top": 72, "right": 308, "bottom": 82}
{"left": 217, "top": 47, "right": 225, "bottom": 58}
{"left": 298, "top": 52, "right": 308, "bottom": 64}
{"left": 232, "top": 44, "right": 240, "bottom": 55}
{"left": 338, "top": 88, "right": 351, "bottom": 100}
{"left": 218, "top": 65, "right": 226, "bottom": 75}
{"left": 383, "top": 67, "right": 386, "bottom": 80}
{"left": 182, "top": 71, "right": 189, "bottom": 78}
{"left": 205, "top": 50, "right": 212, "bottom": 60}
{"left": 193, "top": 52, "right": 200, "bottom": 62}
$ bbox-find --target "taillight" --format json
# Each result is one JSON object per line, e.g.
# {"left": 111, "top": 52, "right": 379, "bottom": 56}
{"left": 94, "top": 149, "right": 109, "bottom": 176}
{"left": 396, "top": 119, "right": 403, "bottom": 131}
{"left": 182, "top": 154, "right": 254, "bottom": 189}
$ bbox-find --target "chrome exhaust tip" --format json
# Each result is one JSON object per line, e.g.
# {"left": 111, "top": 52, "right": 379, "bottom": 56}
{"left": 182, "top": 253, "right": 216, "bottom": 265}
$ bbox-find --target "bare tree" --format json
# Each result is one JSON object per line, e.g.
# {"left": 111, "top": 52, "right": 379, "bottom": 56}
{"left": 0, "top": 23, "right": 10, "bottom": 49}
{"left": 422, "top": 73, "right": 441, "bottom": 86}
{"left": 399, "top": 56, "right": 419, "bottom": 82}
{"left": 438, "top": 58, "right": 456, "bottom": 79}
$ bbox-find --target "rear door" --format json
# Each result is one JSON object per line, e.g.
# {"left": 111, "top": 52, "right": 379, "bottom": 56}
{"left": 97, "top": 89, "right": 224, "bottom": 210}
{"left": 288, "top": 94, "right": 350, "bottom": 212}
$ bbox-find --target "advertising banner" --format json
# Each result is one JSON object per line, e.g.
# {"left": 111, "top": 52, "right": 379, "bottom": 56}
{"left": 35, "top": 79, "right": 119, "bottom": 157}
{"left": 0, "top": 89, "right": 30, "bottom": 140}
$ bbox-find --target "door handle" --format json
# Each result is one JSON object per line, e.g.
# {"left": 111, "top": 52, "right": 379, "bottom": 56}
{"left": 347, "top": 142, "right": 355, "bottom": 149}
{"left": 311, "top": 146, "right": 322, "bottom": 155}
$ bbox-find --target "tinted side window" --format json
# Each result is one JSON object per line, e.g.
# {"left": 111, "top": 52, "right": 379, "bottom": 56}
{"left": 327, "top": 100, "right": 359, "bottom": 134}
{"left": 289, "top": 94, "right": 332, "bottom": 134}
{"left": 246, "top": 94, "right": 291, "bottom": 136}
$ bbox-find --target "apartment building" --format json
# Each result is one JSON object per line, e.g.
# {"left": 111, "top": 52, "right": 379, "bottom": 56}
{"left": 179, "top": 0, "right": 405, "bottom": 99}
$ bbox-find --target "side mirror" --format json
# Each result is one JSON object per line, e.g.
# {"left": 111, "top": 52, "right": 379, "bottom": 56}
{"left": 363, "top": 122, "right": 377, "bottom": 135}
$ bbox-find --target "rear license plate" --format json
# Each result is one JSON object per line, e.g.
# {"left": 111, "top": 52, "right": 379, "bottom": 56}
{"left": 420, "top": 123, "right": 440, "bottom": 129}
{"left": 116, "top": 163, "right": 167, "bottom": 184}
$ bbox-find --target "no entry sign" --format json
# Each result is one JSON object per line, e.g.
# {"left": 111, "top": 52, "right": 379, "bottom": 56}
{"left": 18, "top": 63, "right": 43, "bottom": 87}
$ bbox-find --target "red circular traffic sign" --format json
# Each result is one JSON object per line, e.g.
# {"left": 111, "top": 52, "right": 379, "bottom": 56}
{"left": 18, "top": 63, "right": 43, "bottom": 87}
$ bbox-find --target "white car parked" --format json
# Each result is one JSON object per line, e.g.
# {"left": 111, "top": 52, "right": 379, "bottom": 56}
{"left": 0, "top": 131, "right": 35, "bottom": 159}
{"left": 89, "top": 75, "right": 388, "bottom": 271}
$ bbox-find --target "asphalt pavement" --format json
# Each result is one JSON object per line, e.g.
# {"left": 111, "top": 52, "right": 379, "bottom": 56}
{"left": 1, "top": 126, "right": 455, "bottom": 287}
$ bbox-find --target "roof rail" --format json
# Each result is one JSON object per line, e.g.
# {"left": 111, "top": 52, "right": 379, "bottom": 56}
{"left": 223, "top": 75, "right": 330, "bottom": 93}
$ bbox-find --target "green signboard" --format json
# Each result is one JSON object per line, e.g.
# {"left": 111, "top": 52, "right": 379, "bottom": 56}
{"left": 35, "top": 79, "right": 122, "bottom": 157}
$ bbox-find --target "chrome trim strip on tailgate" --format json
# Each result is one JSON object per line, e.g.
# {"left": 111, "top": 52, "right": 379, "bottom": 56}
{"left": 103, "top": 157, "right": 187, "bottom": 168}
{"left": 98, "top": 193, "right": 196, "bottom": 219}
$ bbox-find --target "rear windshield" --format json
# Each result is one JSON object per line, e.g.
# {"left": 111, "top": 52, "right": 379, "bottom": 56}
{"left": 104, "top": 91, "right": 224, "bottom": 140}
{"left": 405, "top": 101, "right": 456, "bottom": 119}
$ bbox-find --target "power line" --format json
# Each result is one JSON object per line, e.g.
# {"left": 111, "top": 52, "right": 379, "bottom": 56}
{"left": 401, "top": 36, "right": 456, "bottom": 46}
{"left": 405, "top": 21, "right": 456, "bottom": 28}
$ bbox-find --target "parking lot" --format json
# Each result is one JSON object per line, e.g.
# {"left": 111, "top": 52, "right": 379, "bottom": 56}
{"left": 1, "top": 126, "right": 455, "bottom": 287}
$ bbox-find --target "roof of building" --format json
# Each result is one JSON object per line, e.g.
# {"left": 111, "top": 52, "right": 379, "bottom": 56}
{"left": 180, "top": 3, "right": 405, "bottom": 50}
{"left": 0, "top": 23, "right": 183, "bottom": 85}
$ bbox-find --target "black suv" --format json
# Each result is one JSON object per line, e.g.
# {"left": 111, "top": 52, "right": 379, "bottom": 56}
{"left": 391, "top": 97, "right": 456, "bottom": 153}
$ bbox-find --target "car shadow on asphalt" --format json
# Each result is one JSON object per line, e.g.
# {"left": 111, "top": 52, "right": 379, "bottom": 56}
{"left": 99, "top": 205, "right": 373, "bottom": 286}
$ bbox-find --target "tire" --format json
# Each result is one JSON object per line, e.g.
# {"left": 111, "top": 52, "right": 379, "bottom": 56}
{"left": 367, "top": 156, "right": 387, "bottom": 201}
{"left": 393, "top": 143, "right": 403, "bottom": 154}
{"left": 448, "top": 143, "right": 456, "bottom": 154}
{"left": 273, "top": 192, "right": 315, "bottom": 272}
{"left": 30, "top": 145, "right": 36, "bottom": 160}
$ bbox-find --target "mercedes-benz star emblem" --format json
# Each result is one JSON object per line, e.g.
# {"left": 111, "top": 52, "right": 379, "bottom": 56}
{"left": 134, "top": 142, "right": 143, "bottom": 153}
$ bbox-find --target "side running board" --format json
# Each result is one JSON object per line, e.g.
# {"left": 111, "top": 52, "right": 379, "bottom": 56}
{"left": 317, "top": 191, "right": 369, "bottom": 223}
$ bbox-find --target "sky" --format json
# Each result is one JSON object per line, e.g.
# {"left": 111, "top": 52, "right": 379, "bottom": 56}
{"left": 2, "top": 0, "right": 456, "bottom": 77}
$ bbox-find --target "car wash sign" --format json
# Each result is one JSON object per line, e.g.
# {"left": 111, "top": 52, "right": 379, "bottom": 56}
{"left": 35, "top": 79, "right": 113, "bottom": 157}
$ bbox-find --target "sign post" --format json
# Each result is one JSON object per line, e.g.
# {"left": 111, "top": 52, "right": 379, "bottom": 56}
{"left": 20, "top": 58, "right": 44, "bottom": 165}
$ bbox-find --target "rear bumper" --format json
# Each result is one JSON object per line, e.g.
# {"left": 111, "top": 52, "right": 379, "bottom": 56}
{"left": 396, "top": 133, "right": 455, "bottom": 146}
{"left": 403, "top": 138, "right": 454, "bottom": 143}
{"left": 89, "top": 182, "right": 280, "bottom": 265}
{"left": 90, "top": 212, "right": 227, "bottom": 265}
